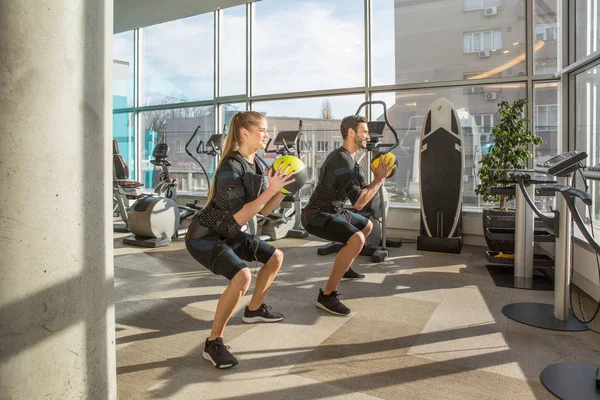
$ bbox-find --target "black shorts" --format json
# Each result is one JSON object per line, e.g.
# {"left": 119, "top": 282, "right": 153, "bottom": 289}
{"left": 302, "top": 209, "right": 369, "bottom": 244}
{"left": 185, "top": 231, "right": 276, "bottom": 281}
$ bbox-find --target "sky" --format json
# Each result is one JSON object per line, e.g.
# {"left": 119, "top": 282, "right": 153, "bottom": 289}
{"left": 113, "top": 0, "right": 396, "bottom": 117}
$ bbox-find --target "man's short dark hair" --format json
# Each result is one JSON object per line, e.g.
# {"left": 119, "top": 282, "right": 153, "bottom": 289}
{"left": 340, "top": 115, "right": 368, "bottom": 139}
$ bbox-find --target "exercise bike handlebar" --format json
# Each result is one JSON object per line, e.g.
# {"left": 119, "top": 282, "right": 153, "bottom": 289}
{"left": 354, "top": 100, "right": 400, "bottom": 154}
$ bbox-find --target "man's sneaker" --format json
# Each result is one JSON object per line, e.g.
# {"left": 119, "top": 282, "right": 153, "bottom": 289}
{"left": 203, "top": 337, "right": 239, "bottom": 369}
{"left": 316, "top": 289, "right": 351, "bottom": 316}
{"left": 242, "top": 304, "right": 284, "bottom": 323}
{"left": 342, "top": 268, "right": 365, "bottom": 281}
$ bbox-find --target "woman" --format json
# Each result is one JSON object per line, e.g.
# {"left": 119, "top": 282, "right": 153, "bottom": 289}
{"left": 185, "top": 111, "right": 294, "bottom": 369}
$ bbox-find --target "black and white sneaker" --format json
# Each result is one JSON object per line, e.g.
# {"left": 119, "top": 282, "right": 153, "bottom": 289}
{"left": 342, "top": 268, "right": 365, "bottom": 280}
{"left": 242, "top": 304, "right": 284, "bottom": 324}
{"left": 203, "top": 337, "right": 239, "bottom": 369}
{"left": 316, "top": 289, "right": 351, "bottom": 316}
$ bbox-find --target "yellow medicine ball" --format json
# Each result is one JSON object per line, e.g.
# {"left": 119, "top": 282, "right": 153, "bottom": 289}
{"left": 371, "top": 152, "right": 396, "bottom": 177}
{"left": 272, "top": 155, "right": 308, "bottom": 194}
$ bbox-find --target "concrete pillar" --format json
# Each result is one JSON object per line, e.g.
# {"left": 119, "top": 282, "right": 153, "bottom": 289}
{"left": 0, "top": 1, "right": 116, "bottom": 399}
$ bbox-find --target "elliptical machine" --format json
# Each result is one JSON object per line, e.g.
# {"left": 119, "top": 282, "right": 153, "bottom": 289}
{"left": 317, "top": 101, "right": 403, "bottom": 263}
{"left": 184, "top": 125, "right": 223, "bottom": 211}
{"left": 121, "top": 143, "right": 197, "bottom": 248}
{"left": 257, "top": 122, "right": 309, "bottom": 240}
{"left": 183, "top": 125, "right": 267, "bottom": 238}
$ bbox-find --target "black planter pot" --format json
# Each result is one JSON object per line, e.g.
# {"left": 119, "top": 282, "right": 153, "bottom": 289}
{"left": 482, "top": 208, "right": 516, "bottom": 252}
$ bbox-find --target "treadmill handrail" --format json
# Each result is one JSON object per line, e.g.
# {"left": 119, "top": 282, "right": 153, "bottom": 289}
{"left": 560, "top": 189, "right": 600, "bottom": 254}
{"left": 512, "top": 174, "right": 558, "bottom": 236}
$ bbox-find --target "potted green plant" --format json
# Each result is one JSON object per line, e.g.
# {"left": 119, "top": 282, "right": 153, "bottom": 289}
{"left": 475, "top": 98, "right": 543, "bottom": 252}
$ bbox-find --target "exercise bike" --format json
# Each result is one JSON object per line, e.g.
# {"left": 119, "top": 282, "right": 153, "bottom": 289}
{"left": 113, "top": 139, "right": 184, "bottom": 232}
{"left": 119, "top": 142, "right": 197, "bottom": 248}
{"left": 317, "top": 100, "right": 402, "bottom": 263}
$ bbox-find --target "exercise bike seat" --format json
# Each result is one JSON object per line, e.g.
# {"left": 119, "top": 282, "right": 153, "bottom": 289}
{"left": 117, "top": 180, "right": 144, "bottom": 189}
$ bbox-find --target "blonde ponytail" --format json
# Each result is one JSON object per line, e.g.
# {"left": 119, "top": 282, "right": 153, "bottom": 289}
{"left": 205, "top": 111, "right": 265, "bottom": 204}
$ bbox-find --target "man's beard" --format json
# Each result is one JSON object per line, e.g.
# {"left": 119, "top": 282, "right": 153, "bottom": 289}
{"left": 355, "top": 136, "right": 367, "bottom": 149}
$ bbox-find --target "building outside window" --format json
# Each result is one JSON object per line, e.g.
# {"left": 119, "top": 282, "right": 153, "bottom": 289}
{"left": 317, "top": 141, "right": 328, "bottom": 152}
{"left": 463, "top": 30, "right": 502, "bottom": 53}
{"left": 301, "top": 141, "right": 313, "bottom": 152}
{"left": 535, "top": 23, "right": 558, "bottom": 41}
{"left": 535, "top": 104, "right": 559, "bottom": 132}
{"left": 463, "top": 0, "right": 501, "bottom": 12}
{"left": 473, "top": 114, "right": 495, "bottom": 134}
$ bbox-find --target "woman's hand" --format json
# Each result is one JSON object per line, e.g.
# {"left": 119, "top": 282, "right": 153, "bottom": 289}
{"left": 267, "top": 162, "right": 296, "bottom": 194}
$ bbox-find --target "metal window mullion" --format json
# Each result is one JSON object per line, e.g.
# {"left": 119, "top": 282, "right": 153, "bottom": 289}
{"left": 526, "top": 0, "right": 534, "bottom": 168}
{"left": 559, "top": 50, "right": 600, "bottom": 76}
{"left": 135, "top": 28, "right": 142, "bottom": 182}
{"left": 559, "top": 0, "right": 572, "bottom": 153}
{"left": 247, "top": 2, "right": 253, "bottom": 110}
{"left": 135, "top": 100, "right": 215, "bottom": 113}
{"left": 133, "top": 29, "right": 139, "bottom": 109}
{"left": 364, "top": 0, "right": 371, "bottom": 109}
{"left": 215, "top": 9, "right": 221, "bottom": 135}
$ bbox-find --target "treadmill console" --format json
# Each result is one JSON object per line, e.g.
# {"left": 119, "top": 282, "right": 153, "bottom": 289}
{"left": 534, "top": 151, "right": 587, "bottom": 176}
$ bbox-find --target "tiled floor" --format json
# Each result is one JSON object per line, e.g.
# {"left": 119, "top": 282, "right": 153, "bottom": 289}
{"left": 113, "top": 231, "right": 600, "bottom": 399}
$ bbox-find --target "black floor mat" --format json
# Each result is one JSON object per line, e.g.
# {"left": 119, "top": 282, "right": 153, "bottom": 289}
{"left": 486, "top": 265, "right": 554, "bottom": 291}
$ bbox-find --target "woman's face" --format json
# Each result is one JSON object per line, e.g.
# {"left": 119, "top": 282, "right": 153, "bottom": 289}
{"left": 244, "top": 118, "right": 269, "bottom": 151}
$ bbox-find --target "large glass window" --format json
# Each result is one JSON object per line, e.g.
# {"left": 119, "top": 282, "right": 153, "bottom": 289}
{"left": 372, "top": 83, "right": 527, "bottom": 208}
{"left": 575, "top": 0, "right": 600, "bottom": 61}
{"left": 534, "top": 0, "right": 559, "bottom": 75}
{"left": 371, "top": 0, "right": 526, "bottom": 86}
{"left": 252, "top": 0, "right": 364, "bottom": 95}
{"left": 253, "top": 94, "right": 366, "bottom": 201}
{"left": 140, "top": 14, "right": 214, "bottom": 106}
{"left": 139, "top": 106, "right": 215, "bottom": 194}
{"left": 113, "top": 31, "right": 134, "bottom": 109}
{"left": 220, "top": 103, "right": 247, "bottom": 133}
{"left": 533, "top": 82, "right": 560, "bottom": 158}
{"left": 575, "top": 64, "right": 600, "bottom": 223}
{"left": 221, "top": 6, "right": 247, "bottom": 96}
{"left": 112, "top": 113, "right": 136, "bottom": 179}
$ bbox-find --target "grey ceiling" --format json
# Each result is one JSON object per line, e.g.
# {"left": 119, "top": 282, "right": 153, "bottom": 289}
{"left": 114, "top": 0, "right": 256, "bottom": 33}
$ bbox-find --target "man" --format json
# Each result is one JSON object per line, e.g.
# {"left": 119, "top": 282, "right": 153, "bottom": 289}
{"left": 301, "top": 115, "right": 393, "bottom": 316}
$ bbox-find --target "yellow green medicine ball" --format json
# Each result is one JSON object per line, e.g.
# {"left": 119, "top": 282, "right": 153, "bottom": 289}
{"left": 272, "top": 155, "right": 308, "bottom": 194}
{"left": 372, "top": 152, "right": 397, "bottom": 178}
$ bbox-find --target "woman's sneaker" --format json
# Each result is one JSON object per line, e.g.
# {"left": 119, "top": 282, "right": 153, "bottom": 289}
{"left": 242, "top": 304, "right": 284, "bottom": 323}
{"left": 316, "top": 289, "right": 351, "bottom": 316}
{"left": 203, "top": 337, "right": 239, "bottom": 369}
{"left": 342, "top": 268, "right": 365, "bottom": 280}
